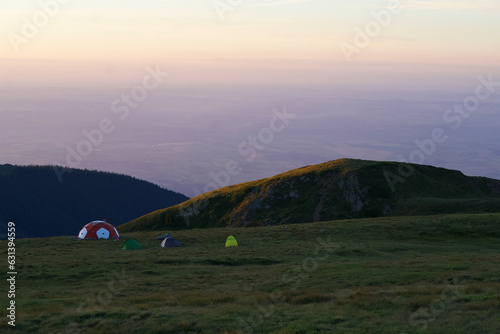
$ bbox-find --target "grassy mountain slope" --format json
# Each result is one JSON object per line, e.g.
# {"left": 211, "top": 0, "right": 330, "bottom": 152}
{"left": 120, "top": 159, "right": 500, "bottom": 232}
{"left": 0, "top": 164, "right": 188, "bottom": 238}
{"left": 5, "top": 213, "right": 500, "bottom": 333}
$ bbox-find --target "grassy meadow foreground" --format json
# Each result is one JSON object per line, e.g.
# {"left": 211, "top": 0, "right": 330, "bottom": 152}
{"left": 2, "top": 213, "right": 500, "bottom": 333}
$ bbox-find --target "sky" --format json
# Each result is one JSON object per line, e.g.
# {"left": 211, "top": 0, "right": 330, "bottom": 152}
{"left": 1, "top": 0, "right": 500, "bottom": 196}
{"left": 1, "top": 0, "right": 500, "bottom": 87}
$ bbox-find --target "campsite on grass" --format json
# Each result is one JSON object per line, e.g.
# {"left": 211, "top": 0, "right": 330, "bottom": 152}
{"left": 6, "top": 213, "right": 500, "bottom": 333}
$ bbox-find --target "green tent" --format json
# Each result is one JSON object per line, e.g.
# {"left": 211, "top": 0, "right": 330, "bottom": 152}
{"left": 122, "top": 238, "right": 143, "bottom": 250}
{"left": 225, "top": 235, "right": 238, "bottom": 247}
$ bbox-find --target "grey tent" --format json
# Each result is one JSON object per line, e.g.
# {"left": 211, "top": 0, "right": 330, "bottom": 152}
{"left": 155, "top": 232, "right": 172, "bottom": 240}
{"left": 161, "top": 237, "right": 181, "bottom": 248}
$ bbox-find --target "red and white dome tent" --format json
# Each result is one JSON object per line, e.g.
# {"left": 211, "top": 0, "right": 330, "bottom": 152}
{"left": 78, "top": 220, "right": 119, "bottom": 239}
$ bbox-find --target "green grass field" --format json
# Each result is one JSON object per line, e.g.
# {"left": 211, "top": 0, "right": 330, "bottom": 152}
{"left": 2, "top": 213, "right": 500, "bottom": 333}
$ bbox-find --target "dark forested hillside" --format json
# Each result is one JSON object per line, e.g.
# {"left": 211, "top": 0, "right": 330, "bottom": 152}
{"left": 0, "top": 164, "right": 189, "bottom": 238}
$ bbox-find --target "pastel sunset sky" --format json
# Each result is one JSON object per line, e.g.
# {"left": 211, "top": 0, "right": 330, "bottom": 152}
{"left": 1, "top": 1, "right": 500, "bottom": 195}
{"left": 1, "top": 0, "right": 499, "bottom": 87}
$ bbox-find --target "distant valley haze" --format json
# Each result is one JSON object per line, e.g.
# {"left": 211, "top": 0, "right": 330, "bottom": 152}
{"left": 1, "top": 83, "right": 499, "bottom": 197}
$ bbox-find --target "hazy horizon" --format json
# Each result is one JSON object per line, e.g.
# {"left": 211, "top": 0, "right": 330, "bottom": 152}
{"left": 1, "top": 0, "right": 499, "bottom": 196}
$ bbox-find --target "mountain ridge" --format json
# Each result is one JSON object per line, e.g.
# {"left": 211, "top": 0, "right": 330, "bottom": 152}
{"left": 119, "top": 158, "right": 500, "bottom": 232}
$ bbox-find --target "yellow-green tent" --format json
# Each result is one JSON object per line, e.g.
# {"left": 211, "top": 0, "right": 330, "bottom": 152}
{"left": 225, "top": 235, "right": 238, "bottom": 247}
